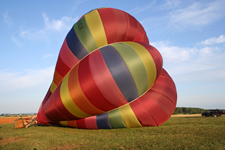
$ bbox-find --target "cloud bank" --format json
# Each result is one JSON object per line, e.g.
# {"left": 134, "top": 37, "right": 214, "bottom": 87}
{"left": 151, "top": 35, "right": 225, "bottom": 83}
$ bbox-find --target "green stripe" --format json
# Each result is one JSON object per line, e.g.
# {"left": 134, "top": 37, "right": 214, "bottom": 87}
{"left": 108, "top": 109, "right": 127, "bottom": 128}
{"left": 111, "top": 42, "right": 149, "bottom": 96}
{"left": 74, "top": 17, "right": 98, "bottom": 53}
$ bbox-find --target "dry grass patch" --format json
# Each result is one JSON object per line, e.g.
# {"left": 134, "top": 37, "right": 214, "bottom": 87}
{"left": 0, "top": 137, "right": 25, "bottom": 146}
{"left": 51, "top": 144, "right": 84, "bottom": 150}
{"left": 171, "top": 114, "right": 201, "bottom": 117}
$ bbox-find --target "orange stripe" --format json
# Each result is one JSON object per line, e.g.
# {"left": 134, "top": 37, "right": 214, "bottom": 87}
{"left": 53, "top": 71, "right": 63, "bottom": 86}
{"left": 68, "top": 64, "right": 105, "bottom": 115}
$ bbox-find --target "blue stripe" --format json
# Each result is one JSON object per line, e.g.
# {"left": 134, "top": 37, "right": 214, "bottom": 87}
{"left": 100, "top": 46, "right": 138, "bottom": 102}
{"left": 66, "top": 26, "right": 89, "bottom": 60}
{"left": 96, "top": 113, "right": 112, "bottom": 129}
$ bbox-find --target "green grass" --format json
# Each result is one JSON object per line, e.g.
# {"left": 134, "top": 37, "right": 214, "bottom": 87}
{"left": 0, "top": 116, "right": 224, "bottom": 150}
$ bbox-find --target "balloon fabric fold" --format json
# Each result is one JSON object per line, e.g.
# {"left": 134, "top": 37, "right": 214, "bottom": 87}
{"left": 37, "top": 7, "right": 177, "bottom": 129}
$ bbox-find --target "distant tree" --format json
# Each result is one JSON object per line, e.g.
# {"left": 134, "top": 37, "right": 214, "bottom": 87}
{"left": 173, "top": 107, "right": 205, "bottom": 114}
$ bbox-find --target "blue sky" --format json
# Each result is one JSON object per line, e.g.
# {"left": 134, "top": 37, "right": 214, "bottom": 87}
{"left": 1, "top": 0, "right": 225, "bottom": 114}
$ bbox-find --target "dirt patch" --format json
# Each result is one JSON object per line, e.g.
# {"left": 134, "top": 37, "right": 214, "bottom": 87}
{"left": 171, "top": 114, "right": 201, "bottom": 117}
{"left": 0, "top": 137, "right": 25, "bottom": 146}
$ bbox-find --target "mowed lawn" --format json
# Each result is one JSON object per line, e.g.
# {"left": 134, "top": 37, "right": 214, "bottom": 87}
{"left": 0, "top": 116, "right": 224, "bottom": 150}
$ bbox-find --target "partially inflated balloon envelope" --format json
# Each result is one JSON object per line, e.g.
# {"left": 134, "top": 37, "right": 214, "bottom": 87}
{"left": 37, "top": 7, "right": 177, "bottom": 129}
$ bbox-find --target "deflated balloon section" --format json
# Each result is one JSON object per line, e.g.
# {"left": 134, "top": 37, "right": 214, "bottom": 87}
{"left": 37, "top": 7, "right": 177, "bottom": 129}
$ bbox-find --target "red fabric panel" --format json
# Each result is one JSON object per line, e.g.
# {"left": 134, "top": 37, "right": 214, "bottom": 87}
{"left": 130, "top": 100, "right": 157, "bottom": 127}
{"left": 151, "top": 69, "right": 177, "bottom": 105}
{"left": 155, "top": 76, "right": 177, "bottom": 94}
{"left": 124, "top": 13, "right": 137, "bottom": 41}
{"left": 55, "top": 54, "right": 71, "bottom": 77}
{"left": 89, "top": 50, "right": 128, "bottom": 107}
{"left": 141, "top": 32, "right": 149, "bottom": 44}
{"left": 136, "top": 69, "right": 177, "bottom": 126}
{"left": 37, "top": 110, "right": 51, "bottom": 125}
{"left": 85, "top": 116, "right": 98, "bottom": 129}
{"left": 151, "top": 83, "right": 177, "bottom": 106}
{"left": 158, "top": 69, "right": 177, "bottom": 92}
{"left": 78, "top": 53, "right": 117, "bottom": 111}
{"left": 133, "top": 22, "right": 148, "bottom": 43}
{"left": 140, "top": 43, "right": 163, "bottom": 78}
{"left": 98, "top": 8, "right": 117, "bottom": 44}
{"left": 37, "top": 88, "right": 52, "bottom": 125}
{"left": 54, "top": 83, "right": 80, "bottom": 120}
{"left": 43, "top": 86, "right": 70, "bottom": 121}
{"left": 138, "top": 95, "right": 170, "bottom": 126}
{"left": 59, "top": 39, "right": 79, "bottom": 68}
{"left": 113, "top": 9, "right": 127, "bottom": 42}
{"left": 76, "top": 119, "right": 86, "bottom": 129}
{"left": 42, "top": 87, "right": 52, "bottom": 105}
{"left": 145, "top": 90, "right": 175, "bottom": 115}
{"left": 148, "top": 90, "right": 175, "bottom": 116}
{"left": 42, "top": 95, "right": 60, "bottom": 121}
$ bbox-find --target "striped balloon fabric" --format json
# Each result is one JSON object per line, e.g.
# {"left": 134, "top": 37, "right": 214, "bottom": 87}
{"left": 37, "top": 7, "right": 177, "bottom": 129}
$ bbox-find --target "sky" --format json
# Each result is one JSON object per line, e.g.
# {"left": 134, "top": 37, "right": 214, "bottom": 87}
{"left": 0, "top": 0, "right": 225, "bottom": 114}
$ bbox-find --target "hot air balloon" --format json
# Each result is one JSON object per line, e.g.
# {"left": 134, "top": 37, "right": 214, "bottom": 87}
{"left": 37, "top": 7, "right": 177, "bottom": 129}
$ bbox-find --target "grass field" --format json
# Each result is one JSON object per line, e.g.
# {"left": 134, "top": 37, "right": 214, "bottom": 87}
{"left": 0, "top": 116, "right": 224, "bottom": 150}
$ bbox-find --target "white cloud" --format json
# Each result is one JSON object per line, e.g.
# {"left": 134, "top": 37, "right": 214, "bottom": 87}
{"left": 152, "top": 40, "right": 221, "bottom": 61}
{"left": 0, "top": 68, "right": 54, "bottom": 114}
{"left": 177, "top": 92, "right": 225, "bottom": 109}
{"left": 169, "top": 0, "right": 225, "bottom": 28}
{"left": 130, "top": 0, "right": 156, "bottom": 14}
{"left": 138, "top": 0, "right": 225, "bottom": 34}
{"left": 11, "top": 36, "right": 22, "bottom": 48}
{"left": 11, "top": 13, "right": 78, "bottom": 47}
{"left": 42, "top": 13, "right": 75, "bottom": 32}
{"left": 19, "top": 13, "right": 78, "bottom": 41}
{"left": 151, "top": 40, "right": 225, "bottom": 83}
{"left": 20, "top": 29, "right": 46, "bottom": 41}
{"left": 151, "top": 41, "right": 195, "bottom": 61}
{"left": 199, "top": 35, "right": 225, "bottom": 45}
{"left": 164, "top": 0, "right": 181, "bottom": 8}
{"left": 169, "top": 61, "right": 225, "bottom": 83}
{"left": 42, "top": 54, "right": 54, "bottom": 59}
{"left": 3, "top": 11, "right": 13, "bottom": 26}
{"left": 0, "top": 67, "right": 54, "bottom": 93}
{"left": 199, "top": 47, "right": 219, "bottom": 56}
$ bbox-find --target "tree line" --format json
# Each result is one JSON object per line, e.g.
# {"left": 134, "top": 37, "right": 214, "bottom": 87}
{"left": 173, "top": 107, "right": 206, "bottom": 114}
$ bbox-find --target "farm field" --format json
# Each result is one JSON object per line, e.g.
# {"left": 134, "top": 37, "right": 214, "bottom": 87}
{"left": 0, "top": 116, "right": 224, "bottom": 150}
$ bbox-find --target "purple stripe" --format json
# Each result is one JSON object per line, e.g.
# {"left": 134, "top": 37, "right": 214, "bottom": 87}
{"left": 100, "top": 46, "right": 138, "bottom": 102}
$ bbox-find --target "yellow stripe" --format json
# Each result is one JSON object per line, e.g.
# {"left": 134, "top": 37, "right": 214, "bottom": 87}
{"left": 60, "top": 72, "right": 90, "bottom": 118}
{"left": 124, "top": 42, "right": 157, "bottom": 89}
{"left": 119, "top": 104, "right": 142, "bottom": 128}
{"left": 60, "top": 121, "right": 68, "bottom": 126}
{"left": 50, "top": 81, "right": 57, "bottom": 93}
{"left": 84, "top": 10, "right": 108, "bottom": 48}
